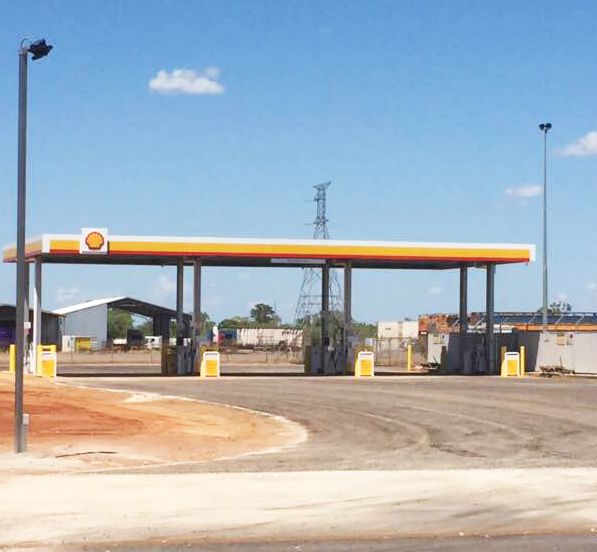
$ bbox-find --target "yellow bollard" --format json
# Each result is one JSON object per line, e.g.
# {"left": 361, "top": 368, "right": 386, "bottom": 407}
{"left": 37, "top": 344, "right": 42, "bottom": 375}
{"left": 200, "top": 351, "right": 221, "bottom": 378}
{"left": 500, "top": 346, "right": 507, "bottom": 366}
{"left": 501, "top": 352, "right": 520, "bottom": 377}
{"left": 37, "top": 345, "right": 57, "bottom": 378}
{"left": 9, "top": 344, "right": 16, "bottom": 374}
{"left": 407, "top": 343, "right": 412, "bottom": 371}
{"left": 519, "top": 345, "right": 526, "bottom": 377}
{"left": 354, "top": 351, "right": 375, "bottom": 377}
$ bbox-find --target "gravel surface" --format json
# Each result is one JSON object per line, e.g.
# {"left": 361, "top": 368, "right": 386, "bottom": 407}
{"left": 67, "top": 374, "right": 597, "bottom": 473}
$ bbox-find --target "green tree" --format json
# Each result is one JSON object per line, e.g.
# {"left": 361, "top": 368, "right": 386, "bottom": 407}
{"left": 136, "top": 318, "right": 154, "bottom": 336}
{"left": 163, "top": 313, "right": 213, "bottom": 338}
{"left": 199, "top": 312, "right": 212, "bottom": 329}
{"left": 351, "top": 322, "right": 377, "bottom": 339}
{"left": 250, "top": 303, "right": 280, "bottom": 325}
{"left": 537, "top": 301, "right": 573, "bottom": 315}
{"left": 219, "top": 316, "right": 251, "bottom": 328}
{"left": 550, "top": 301, "right": 572, "bottom": 314}
{"left": 107, "top": 309, "right": 133, "bottom": 339}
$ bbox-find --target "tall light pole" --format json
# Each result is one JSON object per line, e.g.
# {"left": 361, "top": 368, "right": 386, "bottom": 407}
{"left": 14, "top": 38, "right": 53, "bottom": 453}
{"left": 539, "top": 122, "right": 552, "bottom": 336}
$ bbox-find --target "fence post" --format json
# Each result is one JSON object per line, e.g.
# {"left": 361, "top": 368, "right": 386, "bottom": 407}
{"left": 520, "top": 345, "right": 526, "bottom": 377}
{"left": 388, "top": 339, "right": 392, "bottom": 367}
{"left": 407, "top": 343, "right": 412, "bottom": 371}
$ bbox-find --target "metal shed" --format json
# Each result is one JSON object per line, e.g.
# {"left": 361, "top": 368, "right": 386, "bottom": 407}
{"left": 53, "top": 297, "right": 191, "bottom": 349}
{"left": 0, "top": 304, "right": 60, "bottom": 350}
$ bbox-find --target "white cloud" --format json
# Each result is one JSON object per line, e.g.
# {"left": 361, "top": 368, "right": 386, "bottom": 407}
{"left": 505, "top": 184, "right": 542, "bottom": 199}
{"left": 586, "top": 282, "right": 597, "bottom": 292}
{"left": 55, "top": 285, "right": 79, "bottom": 305}
{"left": 148, "top": 67, "right": 225, "bottom": 95}
{"left": 236, "top": 272, "right": 252, "bottom": 281}
{"left": 427, "top": 285, "right": 444, "bottom": 296}
{"left": 559, "top": 131, "right": 597, "bottom": 157}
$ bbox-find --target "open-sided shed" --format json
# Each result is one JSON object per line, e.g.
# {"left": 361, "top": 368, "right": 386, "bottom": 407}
{"left": 53, "top": 296, "right": 191, "bottom": 349}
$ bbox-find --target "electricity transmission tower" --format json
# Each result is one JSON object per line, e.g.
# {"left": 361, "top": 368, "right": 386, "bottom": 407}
{"left": 294, "top": 182, "right": 343, "bottom": 325}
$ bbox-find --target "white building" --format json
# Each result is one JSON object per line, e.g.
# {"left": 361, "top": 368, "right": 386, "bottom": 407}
{"left": 54, "top": 297, "right": 119, "bottom": 349}
{"left": 377, "top": 320, "right": 418, "bottom": 341}
{"left": 53, "top": 297, "right": 188, "bottom": 350}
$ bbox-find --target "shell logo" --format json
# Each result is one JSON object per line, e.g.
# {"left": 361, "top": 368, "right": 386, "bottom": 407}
{"left": 85, "top": 231, "right": 105, "bottom": 251}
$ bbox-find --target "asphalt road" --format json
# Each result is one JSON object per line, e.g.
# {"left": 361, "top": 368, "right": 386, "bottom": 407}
{"left": 68, "top": 373, "right": 597, "bottom": 473}
{"left": 78, "top": 535, "right": 597, "bottom": 552}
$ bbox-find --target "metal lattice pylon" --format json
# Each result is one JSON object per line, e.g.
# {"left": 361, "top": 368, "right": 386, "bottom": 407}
{"left": 294, "top": 182, "right": 343, "bottom": 324}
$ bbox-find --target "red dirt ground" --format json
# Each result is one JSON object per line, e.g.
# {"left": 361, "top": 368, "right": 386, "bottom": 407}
{"left": 0, "top": 373, "right": 296, "bottom": 470}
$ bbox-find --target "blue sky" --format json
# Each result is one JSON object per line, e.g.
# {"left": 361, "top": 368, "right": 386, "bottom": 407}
{"left": 1, "top": 0, "right": 596, "bottom": 323}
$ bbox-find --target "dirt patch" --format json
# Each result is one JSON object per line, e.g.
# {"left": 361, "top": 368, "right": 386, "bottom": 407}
{"left": 0, "top": 373, "right": 304, "bottom": 472}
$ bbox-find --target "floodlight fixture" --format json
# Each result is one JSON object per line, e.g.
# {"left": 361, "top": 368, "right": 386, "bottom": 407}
{"left": 28, "top": 39, "right": 53, "bottom": 60}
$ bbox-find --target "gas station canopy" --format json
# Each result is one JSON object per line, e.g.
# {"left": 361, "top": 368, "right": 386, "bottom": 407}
{"left": 3, "top": 231, "right": 535, "bottom": 269}
{"left": 3, "top": 229, "right": 535, "bottom": 376}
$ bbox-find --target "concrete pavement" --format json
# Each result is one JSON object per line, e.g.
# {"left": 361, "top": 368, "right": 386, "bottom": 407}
{"left": 2, "top": 469, "right": 597, "bottom": 549}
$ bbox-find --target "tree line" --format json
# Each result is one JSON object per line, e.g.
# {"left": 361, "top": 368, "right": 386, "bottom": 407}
{"left": 108, "top": 302, "right": 377, "bottom": 340}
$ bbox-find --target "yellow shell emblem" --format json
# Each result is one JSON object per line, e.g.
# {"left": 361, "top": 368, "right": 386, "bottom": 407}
{"left": 85, "top": 231, "right": 105, "bottom": 251}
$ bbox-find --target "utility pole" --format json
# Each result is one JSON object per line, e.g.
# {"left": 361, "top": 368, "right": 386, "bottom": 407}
{"left": 539, "top": 123, "right": 552, "bottom": 335}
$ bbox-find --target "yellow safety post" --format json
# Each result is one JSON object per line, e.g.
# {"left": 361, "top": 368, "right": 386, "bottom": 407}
{"left": 9, "top": 344, "right": 16, "bottom": 374}
{"left": 500, "top": 346, "right": 507, "bottom": 366}
{"left": 37, "top": 345, "right": 57, "bottom": 378}
{"left": 354, "top": 350, "right": 375, "bottom": 377}
{"left": 200, "top": 351, "right": 220, "bottom": 378}
{"left": 519, "top": 346, "right": 526, "bottom": 377}
{"left": 500, "top": 352, "right": 520, "bottom": 377}
{"left": 407, "top": 344, "right": 412, "bottom": 371}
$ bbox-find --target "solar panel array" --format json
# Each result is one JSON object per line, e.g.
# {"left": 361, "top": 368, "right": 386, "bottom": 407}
{"left": 469, "top": 311, "right": 597, "bottom": 328}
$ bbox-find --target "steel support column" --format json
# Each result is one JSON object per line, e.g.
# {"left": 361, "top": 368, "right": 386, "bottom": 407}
{"left": 321, "top": 262, "right": 330, "bottom": 374}
{"left": 343, "top": 261, "right": 352, "bottom": 373}
{"left": 32, "top": 260, "right": 42, "bottom": 375}
{"left": 458, "top": 265, "right": 468, "bottom": 374}
{"left": 176, "top": 260, "right": 185, "bottom": 375}
{"left": 23, "top": 262, "right": 30, "bottom": 374}
{"left": 192, "top": 259, "right": 202, "bottom": 372}
{"left": 153, "top": 314, "right": 170, "bottom": 342}
{"left": 485, "top": 263, "right": 496, "bottom": 374}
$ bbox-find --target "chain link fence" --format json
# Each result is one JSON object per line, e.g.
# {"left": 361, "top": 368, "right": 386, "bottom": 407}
{"left": 374, "top": 338, "right": 426, "bottom": 368}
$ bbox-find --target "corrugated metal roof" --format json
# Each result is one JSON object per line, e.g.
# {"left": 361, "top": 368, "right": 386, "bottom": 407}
{"left": 0, "top": 304, "right": 62, "bottom": 317}
{"left": 53, "top": 297, "right": 125, "bottom": 315}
